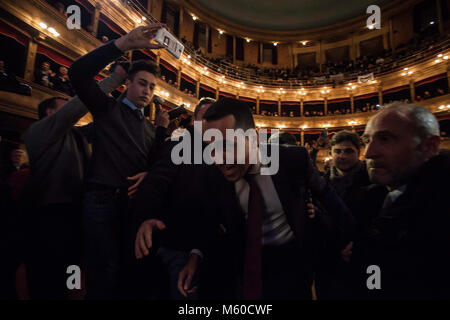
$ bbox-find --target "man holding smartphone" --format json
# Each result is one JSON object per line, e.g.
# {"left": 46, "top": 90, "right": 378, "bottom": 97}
{"left": 69, "top": 24, "right": 170, "bottom": 299}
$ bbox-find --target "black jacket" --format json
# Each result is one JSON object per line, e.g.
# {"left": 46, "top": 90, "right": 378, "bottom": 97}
{"left": 353, "top": 150, "right": 450, "bottom": 299}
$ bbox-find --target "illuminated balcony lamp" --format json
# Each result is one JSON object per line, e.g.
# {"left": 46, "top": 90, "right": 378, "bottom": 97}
{"left": 435, "top": 59, "right": 441, "bottom": 63}
{"left": 219, "top": 30, "right": 224, "bottom": 35}
{"left": 192, "top": 16, "right": 197, "bottom": 21}
{"left": 48, "top": 27, "right": 59, "bottom": 37}
{"left": 444, "top": 56, "right": 449, "bottom": 60}
{"left": 246, "top": 39, "right": 250, "bottom": 43}
{"left": 136, "top": 19, "right": 141, "bottom": 24}
{"left": 39, "top": 22, "right": 48, "bottom": 29}
{"left": 273, "top": 42, "right": 278, "bottom": 46}
{"left": 142, "top": 17, "right": 146, "bottom": 21}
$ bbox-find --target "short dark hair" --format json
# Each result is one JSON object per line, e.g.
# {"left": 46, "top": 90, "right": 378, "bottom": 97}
{"left": 194, "top": 97, "right": 216, "bottom": 118}
{"left": 127, "top": 59, "right": 160, "bottom": 80}
{"left": 268, "top": 132, "right": 297, "bottom": 145}
{"left": 37, "top": 97, "right": 68, "bottom": 119}
{"left": 330, "top": 130, "right": 361, "bottom": 150}
{"left": 203, "top": 97, "right": 255, "bottom": 130}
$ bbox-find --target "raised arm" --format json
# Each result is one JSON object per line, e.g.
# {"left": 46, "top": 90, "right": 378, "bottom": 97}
{"left": 68, "top": 24, "right": 165, "bottom": 115}
{"left": 25, "top": 71, "right": 127, "bottom": 160}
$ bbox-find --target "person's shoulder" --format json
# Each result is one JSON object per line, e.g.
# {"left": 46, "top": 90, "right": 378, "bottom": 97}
{"left": 416, "top": 150, "right": 450, "bottom": 189}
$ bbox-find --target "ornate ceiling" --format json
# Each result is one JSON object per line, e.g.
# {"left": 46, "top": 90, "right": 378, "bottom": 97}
{"left": 192, "top": 0, "right": 392, "bottom": 31}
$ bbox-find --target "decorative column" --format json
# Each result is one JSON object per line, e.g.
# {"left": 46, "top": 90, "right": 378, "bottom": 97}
{"left": 350, "top": 93, "right": 355, "bottom": 113}
{"left": 205, "top": 25, "right": 210, "bottom": 52}
{"left": 92, "top": 2, "right": 101, "bottom": 37}
{"left": 301, "top": 130, "right": 305, "bottom": 146}
{"left": 300, "top": 99, "right": 304, "bottom": 116}
{"left": 24, "top": 39, "right": 38, "bottom": 81}
{"left": 259, "top": 42, "right": 263, "bottom": 63}
{"left": 388, "top": 18, "right": 395, "bottom": 53}
{"left": 324, "top": 97, "right": 328, "bottom": 115}
{"left": 177, "top": 68, "right": 182, "bottom": 89}
{"left": 436, "top": 0, "right": 445, "bottom": 36}
{"left": 278, "top": 98, "right": 281, "bottom": 115}
{"left": 215, "top": 87, "right": 219, "bottom": 100}
{"left": 319, "top": 40, "right": 323, "bottom": 73}
{"left": 196, "top": 78, "right": 200, "bottom": 98}
{"left": 232, "top": 36, "right": 236, "bottom": 64}
{"left": 156, "top": 52, "right": 161, "bottom": 66}
{"left": 256, "top": 96, "right": 260, "bottom": 114}
{"left": 350, "top": 33, "right": 356, "bottom": 60}
{"left": 409, "top": 78, "right": 415, "bottom": 102}
{"left": 378, "top": 86, "right": 383, "bottom": 105}
{"left": 179, "top": 7, "right": 184, "bottom": 36}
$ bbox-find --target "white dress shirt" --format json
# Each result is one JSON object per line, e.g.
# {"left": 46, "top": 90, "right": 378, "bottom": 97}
{"left": 235, "top": 163, "right": 295, "bottom": 246}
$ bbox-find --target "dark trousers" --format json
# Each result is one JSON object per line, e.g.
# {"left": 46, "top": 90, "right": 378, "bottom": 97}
{"left": 83, "top": 186, "right": 136, "bottom": 300}
{"left": 25, "top": 203, "right": 82, "bottom": 300}
{"left": 262, "top": 240, "right": 312, "bottom": 300}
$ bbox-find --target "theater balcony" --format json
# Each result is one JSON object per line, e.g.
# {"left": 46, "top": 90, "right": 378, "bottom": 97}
{"left": 1, "top": 0, "right": 449, "bottom": 147}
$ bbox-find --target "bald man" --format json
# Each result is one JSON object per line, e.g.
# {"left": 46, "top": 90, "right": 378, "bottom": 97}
{"left": 351, "top": 102, "right": 450, "bottom": 299}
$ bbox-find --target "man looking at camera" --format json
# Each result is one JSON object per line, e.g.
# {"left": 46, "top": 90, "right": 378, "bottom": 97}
{"left": 69, "top": 23, "right": 169, "bottom": 299}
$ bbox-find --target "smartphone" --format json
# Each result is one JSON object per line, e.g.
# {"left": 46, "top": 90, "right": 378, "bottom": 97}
{"left": 154, "top": 28, "right": 184, "bottom": 59}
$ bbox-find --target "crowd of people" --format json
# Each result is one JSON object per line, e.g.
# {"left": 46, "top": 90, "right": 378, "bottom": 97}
{"left": 181, "top": 27, "right": 445, "bottom": 87}
{"left": 34, "top": 61, "right": 74, "bottom": 96}
{"left": 1, "top": 24, "right": 449, "bottom": 301}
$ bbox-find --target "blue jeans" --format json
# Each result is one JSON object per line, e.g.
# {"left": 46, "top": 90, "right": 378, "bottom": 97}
{"left": 83, "top": 187, "right": 131, "bottom": 300}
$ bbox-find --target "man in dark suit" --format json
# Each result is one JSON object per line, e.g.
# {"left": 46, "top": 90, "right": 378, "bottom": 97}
{"left": 135, "top": 98, "right": 354, "bottom": 300}
{"left": 351, "top": 102, "right": 449, "bottom": 299}
{"left": 133, "top": 123, "right": 243, "bottom": 299}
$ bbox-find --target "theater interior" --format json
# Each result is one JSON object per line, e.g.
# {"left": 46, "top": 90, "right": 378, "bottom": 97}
{"left": 0, "top": 0, "right": 450, "bottom": 303}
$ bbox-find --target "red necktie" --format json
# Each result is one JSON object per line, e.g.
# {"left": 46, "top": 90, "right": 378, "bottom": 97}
{"left": 243, "top": 174, "right": 263, "bottom": 299}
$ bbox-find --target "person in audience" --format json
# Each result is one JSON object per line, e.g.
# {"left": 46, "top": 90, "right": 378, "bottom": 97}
{"left": 315, "top": 131, "right": 373, "bottom": 299}
{"left": 23, "top": 66, "right": 127, "bottom": 300}
{"left": 350, "top": 102, "right": 450, "bottom": 299}
{"left": 268, "top": 132, "right": 297, "bottom": 145}
{"left": 193, "top": 97, "right": 216, "bottom": 121}
{"left": 52, "top": 66, "right": 74, "bottom": 96}
{"left": 54, "top": 2, "right": 66, "bottom": 16}
{"left": 35, "top": 61, "right": 55, "bottom": 88}
{"left": 68, "top": 23, "right": 170, "bottom": 299}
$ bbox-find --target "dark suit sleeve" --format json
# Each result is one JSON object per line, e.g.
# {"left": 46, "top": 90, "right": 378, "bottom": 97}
{"left": 75, "top": 123, "right": 94, "bottom": 143}
{"left": 68, "top": 41, "right": 124, "bottom": 116}
{"left": 134, "top": 140, "right": 181, "bottom": 225}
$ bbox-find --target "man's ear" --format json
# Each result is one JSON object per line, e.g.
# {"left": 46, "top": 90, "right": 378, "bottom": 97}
{"left": 420, "top": 135, "right": 440, "bottom": 159}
